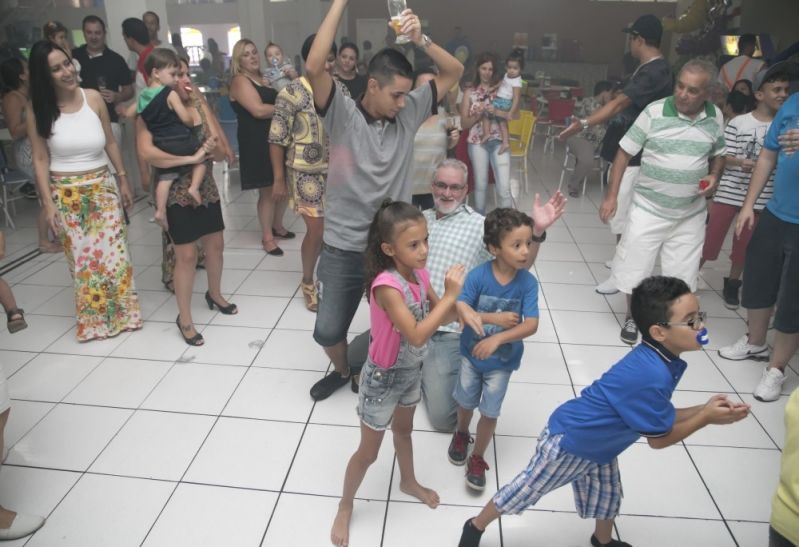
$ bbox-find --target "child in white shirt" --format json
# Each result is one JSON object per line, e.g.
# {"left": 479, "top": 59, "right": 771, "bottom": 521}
{"left": 482, "top": 50, "right": 524, "bottom": 154}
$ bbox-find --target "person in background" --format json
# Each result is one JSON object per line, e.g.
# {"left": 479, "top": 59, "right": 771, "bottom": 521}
{"left": 171, "top": 32, "right": 188, "bottom": 63}
{"left": 0, "top": 57, "right": 61, "bottom": 252}
{"left": 263, "top": 42, "right": 298, "bottom": 92}
{"left": 480, "top": 49, "right": 523, "bottom": 155}
{"left": 718, "top": 34, "right": 765, "bottom": 92}
{"left": 722, "top": 89, "right": 755, "bottom": 123}
{"left": 142, "top": 11, "right": 170, "bottom": 50}
{"left": 43, "top": 21, "right": 81, "bottom": 78}
{"left": 359, "top": 40, "right": 373, "bottom": 75}
{"left": 335, "top": 42, "right": 368, "bottom": 99}
{"left": 564, "top": 80, "right": 614, "bottom": 197}
{"left": 733, "top": 78, "right": 754, "bottom": 97}
{"left": 207, "top": 38, "right": 226, "bottom": 78}
{"left": 768, "top": 387, "right": 798, "bottom": 547}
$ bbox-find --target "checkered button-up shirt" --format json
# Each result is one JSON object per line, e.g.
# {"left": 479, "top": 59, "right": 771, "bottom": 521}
{"left": 424, "top": 204, "right": 492, "bottom": 333}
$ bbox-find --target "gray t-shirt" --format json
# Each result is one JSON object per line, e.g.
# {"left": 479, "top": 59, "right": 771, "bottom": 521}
{"left": 318, "top": 81, "right": 437, "bottom": 251}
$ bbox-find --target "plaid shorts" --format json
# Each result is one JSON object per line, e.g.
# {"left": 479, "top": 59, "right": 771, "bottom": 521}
{"left": 494, "top": 428, "right": 623, "bottom": 520}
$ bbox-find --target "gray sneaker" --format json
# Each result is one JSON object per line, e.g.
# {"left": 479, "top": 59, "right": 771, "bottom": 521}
{"left": 620, "top": 318, "right": 638, "bottom": 345}
{"left": 753, "top": 367, "right": 785, "bottom": 402}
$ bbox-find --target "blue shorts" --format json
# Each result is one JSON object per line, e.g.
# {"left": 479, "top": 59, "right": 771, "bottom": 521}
{"left": 452, "top": 357, "right": 512, "bottom": 419}
{"left": 494, "top": 428, "right": 623, "bottom": 520}
{"left": 357, "top": 359, "right": 422, "bottom": 431}
{"left": 492, "top": 97, "right": 512, "bottom": 112}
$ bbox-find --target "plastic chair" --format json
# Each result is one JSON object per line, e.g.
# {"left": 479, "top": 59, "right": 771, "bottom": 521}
{"left": 508, "top": 110, "right": 536, "bottom": 195}
{"left": 557, "top": 143, "right": 608, "bottom": 197}
{"left": 542, "top": 98, "right": 576, "bottom": 155}
{"left": 0, "top": 147, "right": 31, "bottom": 229}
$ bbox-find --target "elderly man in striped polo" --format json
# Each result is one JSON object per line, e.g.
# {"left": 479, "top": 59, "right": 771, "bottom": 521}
{"left": 599, "top": 59, "right": 726, "bottom": 345}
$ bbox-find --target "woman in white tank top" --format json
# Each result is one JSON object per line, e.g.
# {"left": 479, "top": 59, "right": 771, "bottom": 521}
{"left": 27, "top": 41, "right": 142, "bottom": 342}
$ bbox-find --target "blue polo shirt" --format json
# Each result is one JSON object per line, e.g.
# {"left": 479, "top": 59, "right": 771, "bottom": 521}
{"left": 547, "top": 340, "right": 687, "bottom": 465}
{"left": 763, "top": 92, "right": 799, "bottom": 224}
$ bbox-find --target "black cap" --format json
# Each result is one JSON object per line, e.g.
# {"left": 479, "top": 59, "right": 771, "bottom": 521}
{"left": 622, "top": 15, "right": 663, "bottom": 44}
{"left": 751, "top": 61, "right": 799, "bottom": 91}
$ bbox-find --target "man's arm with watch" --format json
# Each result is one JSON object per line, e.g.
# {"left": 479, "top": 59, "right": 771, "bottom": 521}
{"left": 557, "top": 93, "right": 633, "bottom": 141}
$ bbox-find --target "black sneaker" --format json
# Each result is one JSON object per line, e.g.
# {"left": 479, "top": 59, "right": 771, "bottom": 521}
{"left": 350, "top": 373, "right": 360, "bottom": 394}
{"left": 458, "top": 519, "right": 484, "bottom": 547}
{"left": 590, "top": 534, "right": 632, "bottom": 547}
{"left": 722, "top": 277, "right": 742, "bottom": 310}
{"left": 620, "top": 317, "right": 638, "bottom": 345}
{"left": 20, "top": 183, "right": 37, "bottom": 199}
{"left": 448, "top": 431, "right": 472, "bottom": 466}
{"left": 465, "top": 454, "right": 489, "bottom": 491}
{"left": 310, "top": 371, "right": 350, "bottom": 401}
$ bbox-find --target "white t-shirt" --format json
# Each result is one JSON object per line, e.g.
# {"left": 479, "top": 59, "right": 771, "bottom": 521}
{"left": 497, "top": 74, "right": 522, "bottom": 100}
{"left": 714, "top": 112, "right": 774, "bottom": 210}
{"left": 718, "top": 55, "right": 765, "bottom": 91}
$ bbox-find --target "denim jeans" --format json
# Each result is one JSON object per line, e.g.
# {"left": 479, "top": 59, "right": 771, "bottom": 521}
{"left": 420, "top": 332, "right": 462, "bottom": 432}
{"left": 468, "top": 139, "right": 512, "bottom": 213}
{"left": 313, "top": 243, "right": 365, "bottom": 347}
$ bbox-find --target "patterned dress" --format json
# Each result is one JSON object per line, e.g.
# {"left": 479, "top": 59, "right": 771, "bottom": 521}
{"left": 49, "top": 168, "right": 142, "bottom": 341}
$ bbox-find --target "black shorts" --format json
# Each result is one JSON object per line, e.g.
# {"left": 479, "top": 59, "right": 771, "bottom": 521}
{"left": 741, "top": 208, "right": 799, "bottom": 333}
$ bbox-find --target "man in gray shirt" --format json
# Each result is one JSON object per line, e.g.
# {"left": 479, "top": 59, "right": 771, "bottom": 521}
{"left": 305, "top": 0, "right": 463, "bottom": 400}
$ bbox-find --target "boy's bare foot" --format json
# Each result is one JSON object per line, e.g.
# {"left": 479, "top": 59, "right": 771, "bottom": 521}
{"left": 400, "top": 480, "right": 440, "bottom": 508}
{"left": 188, "top": 187, "right": 202, "bottom": 206}
{"left": 154, "top": 210, "right": 169, "bottom": 231}
{"left": 498, "top": 141, "right": 509, "bottom": 155}
{"left": 330, "top": 502, "right": 353, "bottom": 546}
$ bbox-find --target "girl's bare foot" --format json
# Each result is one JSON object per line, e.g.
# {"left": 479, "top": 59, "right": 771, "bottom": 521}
{"left": 330, "top": 502, "right": 353, "bottom": 547}
{"left": 498, "top": 141, "right": 509, "bottom": 155}
{"left": 188, "top": 187, "right": 202, "bottom": 206}
{"left": 154, "top": 210, "right": 169, "bottom": 231}
{"left": 400, "top": 480, "right": 440, "bottom": 508}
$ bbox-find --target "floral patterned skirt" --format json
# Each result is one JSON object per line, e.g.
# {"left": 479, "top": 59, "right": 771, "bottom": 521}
{"left": 50, "top": 168, "right": 142, "bottom": 342}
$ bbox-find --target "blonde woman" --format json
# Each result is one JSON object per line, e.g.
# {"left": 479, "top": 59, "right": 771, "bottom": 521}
{"left": 229, "top": 39, "right": 293, "bottom": 256}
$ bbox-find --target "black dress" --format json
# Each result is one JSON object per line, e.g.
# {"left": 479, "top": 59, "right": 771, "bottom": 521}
{"left": 231, "top": 77, "right": 278, "bottom": 190}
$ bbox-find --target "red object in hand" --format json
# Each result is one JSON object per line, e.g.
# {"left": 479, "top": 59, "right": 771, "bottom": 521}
{"left": 699, "top": 179, "right": 710, "bottom": 190}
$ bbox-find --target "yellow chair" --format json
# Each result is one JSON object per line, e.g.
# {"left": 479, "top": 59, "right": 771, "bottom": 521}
{"left": 508, "top": 110, "right": 536, "bottom": 194}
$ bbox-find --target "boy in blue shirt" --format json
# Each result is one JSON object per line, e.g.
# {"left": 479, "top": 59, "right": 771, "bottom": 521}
{"left": 458, "top": 276, "right": 751, "bottom": 547}
{"left": 450, "top": 208, "right": 540, "bottom": 491}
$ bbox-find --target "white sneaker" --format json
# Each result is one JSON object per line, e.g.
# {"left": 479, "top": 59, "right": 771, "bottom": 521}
{"left": 753, "top": 367, "right": 785, "bottom": 402}
{"left": 595, "top": 277, "right": 619, "bottom": 295}
{"left": 718, "top": 334, "right": 769, "bottom": 361}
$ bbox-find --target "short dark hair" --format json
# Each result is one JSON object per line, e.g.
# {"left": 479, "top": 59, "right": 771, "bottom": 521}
{"left": 301, "top": 34, "right": 337, "bottom": 63}
{"left": 340, "top": 42, "right": 360, "bottom": 59}
{"left": 506, "top": 49, "right": 525, "bottom": 71}
{"left": 762, "top": 71, "right": 792, "bottom": 88}
{"left": 483, "top": 208, "right": 534, "bottom": 250}
{"left": 732, "top": 78, "right": 754, "bottom": 95}
{"left": 0, "top": 57, "right": 26, "bottom": 93}
{"left": 144, "top": 48, "right": 179, "bottom": 75}
{"left": 738, "top": 34, "right": 757, "bottom": 53}
{"left": 82, "top": 15, "right": 106, "bottom": 31}
{"left": 593, "top": 80, "right": 613, "bottom": 96}
{"left": 630, "top": 276, "right": 692, "bottom": 338}
{"left": 142, "top": 11, "right": 160, "bottom": 24}
{"left": 725, "top": 89, "right": 754, "bottom": 115}
{"left": 122, "top": 18, "right": 150, "bottom": 46}
{"left": 367, "top": 48, "right": 413, "bottom": 86}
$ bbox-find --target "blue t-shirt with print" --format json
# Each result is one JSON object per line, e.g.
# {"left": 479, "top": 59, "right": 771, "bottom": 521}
{"left": 547, "top": 341, "right": 687, "bottom": 465}
{"left": 458, "top": 261, "right": 539, "bottom": 373}
{"left": 764, "top": 91, "right": 799, "bottom": 224}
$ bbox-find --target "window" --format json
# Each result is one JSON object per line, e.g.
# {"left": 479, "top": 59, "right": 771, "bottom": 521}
{"left": 227, "top": 26, "right": 241, "bottom": 55}
{"left": 181, "top": 27, "right": 205, "bottom": 66}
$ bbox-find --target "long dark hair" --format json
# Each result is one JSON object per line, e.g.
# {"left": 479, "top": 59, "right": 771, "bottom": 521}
{"left": 29, "top": 40, "right": 70, "bottom": 139}
{"left": 471, "top": 51, "right": 501, "bottom": 88}
{"left": 364, "top": 199, "right": 424, "bottom": 300}
{"left": 0, "top": 57, "right": 25, "bottom": 94}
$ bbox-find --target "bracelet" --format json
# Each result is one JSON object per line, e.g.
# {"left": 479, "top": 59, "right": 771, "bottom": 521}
{"left": 116, "top": 171, "right": 127, "bottom": 177}
{"left": 531, "top": 230, "right": 547, "bottom": 243}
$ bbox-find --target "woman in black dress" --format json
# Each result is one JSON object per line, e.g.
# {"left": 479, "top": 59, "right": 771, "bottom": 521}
{"left": 229, "top": 39, "right": 294, "bottom": 256}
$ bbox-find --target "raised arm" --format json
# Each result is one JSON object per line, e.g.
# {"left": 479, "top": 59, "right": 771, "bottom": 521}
{"left": 306, "top": 0, "right": 347, "bottom": 110}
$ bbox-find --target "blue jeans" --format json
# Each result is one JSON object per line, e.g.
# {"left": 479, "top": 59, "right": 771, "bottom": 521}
{"left": 468, "top": 139, "right": 512, "bottom": 213}
{"left": 420, "top": 332, "right": 462, "bottom": 432}
{"left": 313, "top": 243, "right": 365, "bottom": 347}
{"left": 453, "top": 357, "right": 513, "bottom": 419}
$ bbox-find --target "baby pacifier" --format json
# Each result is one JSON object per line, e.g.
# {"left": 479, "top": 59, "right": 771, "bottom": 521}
{"left": 696, "top": 327, "right": 710, "bottom": 346}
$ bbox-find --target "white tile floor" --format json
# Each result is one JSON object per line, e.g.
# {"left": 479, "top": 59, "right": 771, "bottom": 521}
{"left": 0, "top": 148, "right": 793, "bottom": 547}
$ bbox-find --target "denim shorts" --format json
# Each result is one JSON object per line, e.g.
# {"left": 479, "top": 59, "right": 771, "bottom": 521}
{"left": 357, "top": 359, "right": 422, "bottom": 431}
{"left": 313, "top": 243, "right": 365, "bottom": 347}
{"left": 453, "top": 357, "right": 513, "bottom": 418}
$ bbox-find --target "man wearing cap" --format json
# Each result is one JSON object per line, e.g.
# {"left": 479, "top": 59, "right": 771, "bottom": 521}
{"left": 700, "top": 63, "right": 792, "bottom": 309}
{"left": 599, "top": 59, "right": 726, "bottom": 345}
{"left": 718, "top": 34, "right": 765, "bottom": 92}
{"left": 719, "top": 61, "right": 799, "bottom": 403}
{"left": 559, "top": 15, "right": 673, "bottom": 296}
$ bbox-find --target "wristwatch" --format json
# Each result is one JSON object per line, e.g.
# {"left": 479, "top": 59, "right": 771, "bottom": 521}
{"left": 532, "top": 230, "right": 547, "bottom": 243}
{"left": 419, "top": 34, "right": 433, "bottom": 51}
{"left": 579, "top": 118, "right": 590, "bottom": 132}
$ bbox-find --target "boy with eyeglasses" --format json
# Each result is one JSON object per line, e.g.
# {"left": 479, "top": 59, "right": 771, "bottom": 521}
{"left": 458, "top": 276, "right": 751, "bottom": 547}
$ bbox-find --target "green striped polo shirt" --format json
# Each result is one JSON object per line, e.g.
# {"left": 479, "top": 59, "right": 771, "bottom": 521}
{"left": 620, "top": 96, "right": 726, "bottom": 220}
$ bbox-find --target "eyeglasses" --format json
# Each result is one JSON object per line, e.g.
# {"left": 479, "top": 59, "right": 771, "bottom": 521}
{"left": 432, "top": 181, "right": 466, "bottom": 192}
{"left": 658, "top": 311, "right": 707, "bottom": 331}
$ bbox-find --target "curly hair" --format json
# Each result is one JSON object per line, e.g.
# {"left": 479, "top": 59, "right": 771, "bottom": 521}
{"left": 364, "top": 199, "right": 425, "bottom": 300}
{"left": 630, "top": 276, "right": 691, "bottom": 338}
{"left": 483, "top": 208, "right": 534, "bottom": 251}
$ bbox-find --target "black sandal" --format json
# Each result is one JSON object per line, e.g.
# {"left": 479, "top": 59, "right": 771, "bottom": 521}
{"left": 272, "top": 228, "right": 296, "bottom": 240}
{"left": 6, "top": 308, "right": 27, "bottom": 334}
{"left": 205, "top": 291, "right": 238, "bottom": 315}
{"left": 176, "top": 315, "right": 204, "bottom": 346}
